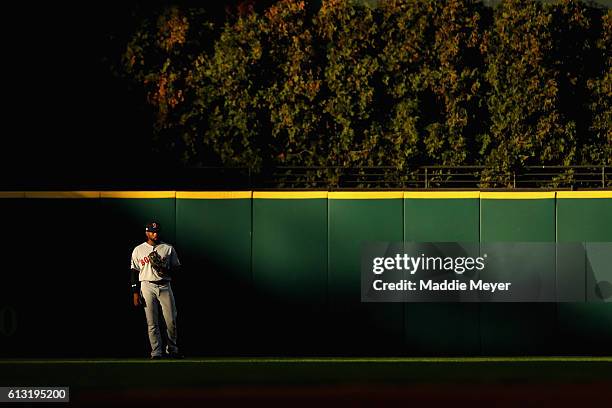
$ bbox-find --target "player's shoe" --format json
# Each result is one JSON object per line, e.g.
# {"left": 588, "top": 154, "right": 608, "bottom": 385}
{"left": 150, "top": 355, "right": 163, "bottom": 360}
{"left": 167, "top": 352, "right": 184, "bottom": 359}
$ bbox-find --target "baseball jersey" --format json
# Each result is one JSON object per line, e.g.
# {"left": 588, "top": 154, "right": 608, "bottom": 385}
{"left": 131, "top": 242, "right": 181, "bottom": 282}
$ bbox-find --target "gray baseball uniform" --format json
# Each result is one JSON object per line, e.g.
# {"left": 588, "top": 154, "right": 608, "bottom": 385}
{"left": 131, "top": 242, "right": 181, "bottom": 357}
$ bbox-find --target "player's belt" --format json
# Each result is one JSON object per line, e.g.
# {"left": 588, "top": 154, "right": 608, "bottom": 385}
{"left": 148, "top": 280, "right": 169, "bottom": 285}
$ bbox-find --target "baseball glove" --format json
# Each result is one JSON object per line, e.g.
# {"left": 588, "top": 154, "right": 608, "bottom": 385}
{"left": 149, "top": 250, "right": 168, "bottom": 277}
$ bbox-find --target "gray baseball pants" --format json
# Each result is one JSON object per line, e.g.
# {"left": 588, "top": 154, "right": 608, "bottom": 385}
{"left": 140, "top": 280, "right": 179, "bottom": 357}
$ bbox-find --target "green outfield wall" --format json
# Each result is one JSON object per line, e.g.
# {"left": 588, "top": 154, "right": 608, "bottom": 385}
{"left": 175, "top": 192, "right": 252, "bottom": 353}
{"left": 328, "top": 192, "right": 404, "bottom": 353}
{"left": 0, "top": 190, "right": 610, "bottom": 357}
{"left": 479, "top": 192, "right": 557, "bottom": 355}
{"left": 0, "top": 193, "right": 30, "bottom": 355}
{"left": 556, "top": 191, "right": 612, "bottom": 354}
{"left": 403, "top": 192, "right": 481, "bottom": 355}
{"left": 252, "top": 192, "right": 328, "bottom": 352}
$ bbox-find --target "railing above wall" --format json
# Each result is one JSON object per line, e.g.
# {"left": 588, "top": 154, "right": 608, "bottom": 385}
{"left": 2, "top": 165, "right": 610, "bottom": 190}
{"left": 255, "top": 165, "right": 611, "bottom": 189}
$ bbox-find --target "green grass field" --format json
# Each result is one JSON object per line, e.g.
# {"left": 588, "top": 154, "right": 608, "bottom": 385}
{"left": 1, "top": 357, "right": 611, "bottom": 406}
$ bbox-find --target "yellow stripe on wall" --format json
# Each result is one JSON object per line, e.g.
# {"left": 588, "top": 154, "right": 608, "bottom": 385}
{"left": 481, "top": 192, "right": 555, "bottom": 200}
{"left": 177, "top": 191, "right": 252, "bottom": 199}
{"left": 100, "top": 191, "right": 176, "bottom": 199}
{"left": 404, "top": 191, "right": 480, "bottom": 199}
{"left": 328, "top": 192, "right": 403, "bottom": 199}
{"left": 0, "top": 192, "right": 26, "bottom": 198}
{"left": 557, "top": 191, "right": 612, "bottom": 199}
{"left": 5, "top": 190, "right": 610, "bottom": 200}
{"left": 25, "top": 191, "right": 100, "bottom": 199}
{"left": 254, "top": 191, "right": 328, "bottom": 199}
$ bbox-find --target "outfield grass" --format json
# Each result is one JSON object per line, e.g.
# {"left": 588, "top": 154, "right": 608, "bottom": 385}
{"left": 1, "top": 357, "right": 611, "bottom": 389}
{"left": 1, "top": 358, "right": 611, "bottom": 407}
{"left": 2, "top": 356, "right": 612, "bottom": 363}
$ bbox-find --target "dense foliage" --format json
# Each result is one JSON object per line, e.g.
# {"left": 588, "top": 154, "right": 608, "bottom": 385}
{"left": 121, "top": 0, "right": 610, "bottom": 187}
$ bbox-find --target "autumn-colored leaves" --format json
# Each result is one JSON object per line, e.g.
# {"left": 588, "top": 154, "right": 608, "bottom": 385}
{"left": 121, "top": 0, "right": 610, "bottom": 187}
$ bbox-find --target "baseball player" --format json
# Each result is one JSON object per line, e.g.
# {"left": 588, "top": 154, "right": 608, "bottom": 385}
{"left": 130, "top": 221, "right": 184, "bottom": 359}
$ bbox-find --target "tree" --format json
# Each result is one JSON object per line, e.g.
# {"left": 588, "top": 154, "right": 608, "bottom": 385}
{"left": 118, "top": 0, "right": 610, "bottom": 187}
{"left": 197, "top": 12, "right": 267, "bottom": 169}
{"left": 585, "top": 8, "right": 611, "bottom": 167}
{"left": 315, "top": 0, "right": 388, "bottom": 185}
{"left": 259, "top": 0, "right": 327, "bottom": 185}
{"left": 377, "top": 0, "right": 431, "bottom": 184}
{"left": 482, "top": 0, "right": 578, "bottom": 186}
{"left": 123, "top": 6, "right": 213, "bottom": 165}
{"left": 417, "top": 0, "right": 489, "bottom": 168}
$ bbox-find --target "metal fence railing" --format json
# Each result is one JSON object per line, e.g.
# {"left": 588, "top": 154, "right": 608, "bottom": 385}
{"left": 252, "top": 165, "right": 611, "bottom": 189}
{"left": 3, "top": 165, "right": 610, "bottom": 190}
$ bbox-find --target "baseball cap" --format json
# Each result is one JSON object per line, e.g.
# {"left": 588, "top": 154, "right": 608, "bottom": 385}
{"left": 145, "top": 221, "right": 161, "bottom": 232}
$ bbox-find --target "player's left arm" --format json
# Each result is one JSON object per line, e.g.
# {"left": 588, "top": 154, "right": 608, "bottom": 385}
{"left": 166, "top": 246, "right": 182, "bottom": 276}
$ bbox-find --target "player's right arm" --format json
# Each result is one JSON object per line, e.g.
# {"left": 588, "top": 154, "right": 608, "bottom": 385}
{"left": 130, "top": 249, "right": 142, "bottom": 307}
{"left": 131, "top": 268, "right": 141, "bottom": 306}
